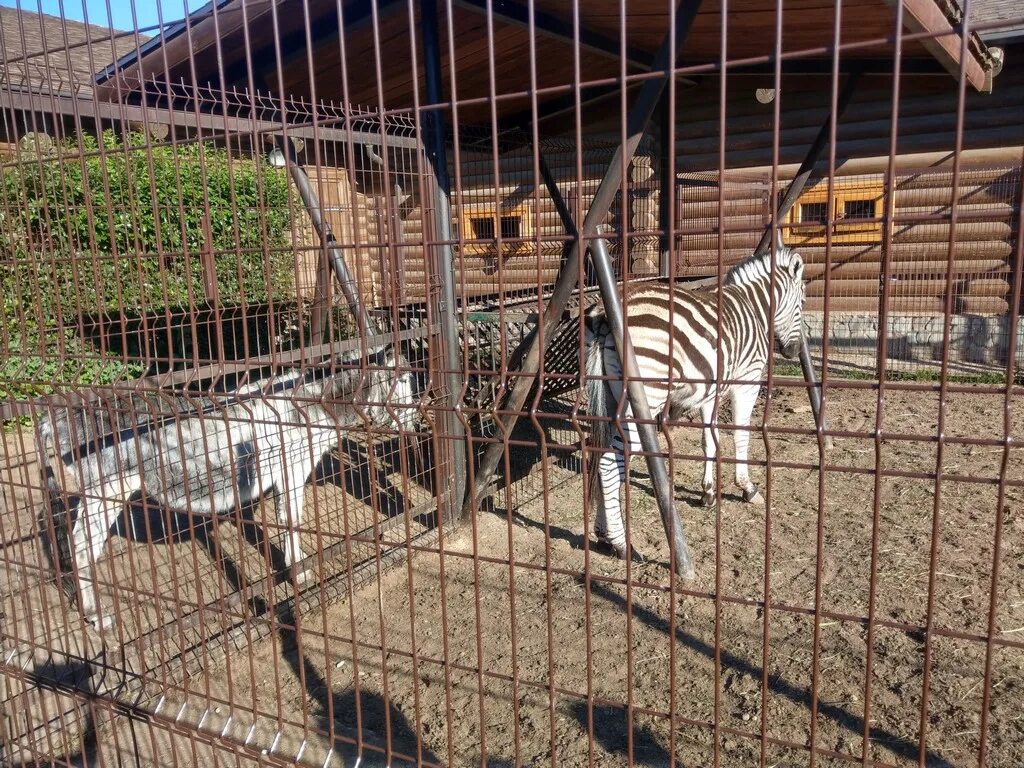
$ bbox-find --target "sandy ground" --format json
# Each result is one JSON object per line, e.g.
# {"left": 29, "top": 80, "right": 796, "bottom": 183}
{"left": 2, "top": 383, "right": 1023, "bottom": 767}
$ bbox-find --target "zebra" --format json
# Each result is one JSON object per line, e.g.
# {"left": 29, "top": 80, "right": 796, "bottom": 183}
{"left": 38, "top": 344, "right": 419, "bottom": 630}
{"left": 584, "top": 240, "right": 807, "bottom": 560}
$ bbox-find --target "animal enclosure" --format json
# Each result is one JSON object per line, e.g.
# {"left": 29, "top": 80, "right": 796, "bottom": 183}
{"left": 1, "top": 1, "right": 1023, "bottom": 768}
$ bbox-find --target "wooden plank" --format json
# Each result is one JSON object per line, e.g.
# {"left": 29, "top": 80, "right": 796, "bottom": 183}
{"left": 803, "top": 259, "right": 1009, "bottom": 281}
{"left": 806, "top": 276, "right": 1009, "bottom": 298}
{"left": 800, "top": 241, "right": 1014, "bottom": 262}
{"left": 678, "top": 105, "right": 1024, "bottom": 158}
{"left": 804, "top": 295, "right": 1008, "bottom": 313}
{"left": 885, "top": 0, "right": 990, "bottom": 92}
{"left": 677, "top": 125, "right": 1023, "bottom": 172}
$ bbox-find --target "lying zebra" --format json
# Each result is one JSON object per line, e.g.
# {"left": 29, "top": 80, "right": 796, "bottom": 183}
{"left": 585, "top": 242, "right": 807, "bottom": 560}
{"left": 37, "top": 346, "right": 418, "bottom": 630}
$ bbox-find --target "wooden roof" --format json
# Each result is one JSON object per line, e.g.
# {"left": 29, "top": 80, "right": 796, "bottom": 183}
{"left": 970, "top": 0, "right": 1024, "bottom": 40}
{"left": 0, "top": 7, "right": 147, "bottom": 98}
{"left": 94, "top": 0, "right": 998, "bottom": 127}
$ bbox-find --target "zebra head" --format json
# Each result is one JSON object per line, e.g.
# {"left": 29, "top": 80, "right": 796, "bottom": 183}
{"left": 728, "top": 237, "right": 807, "bottom": 360}
{"left": 769, "top": 245, "right": 806, "bottom": 360}
{"left": 324, "top": 345, "right": 420, "bottom": 431}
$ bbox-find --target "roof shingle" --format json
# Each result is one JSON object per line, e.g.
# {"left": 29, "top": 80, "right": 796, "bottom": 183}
{"left": 0, "top": 7, "right": 148, "bottom": 97}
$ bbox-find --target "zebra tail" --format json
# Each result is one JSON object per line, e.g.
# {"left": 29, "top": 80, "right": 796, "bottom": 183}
{"left": 585, "top": 320, "right": 613, "bottom": 455}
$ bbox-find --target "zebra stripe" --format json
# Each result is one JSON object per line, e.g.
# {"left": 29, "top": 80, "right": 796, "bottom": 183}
{"left": 585, "top": 244, "right": 807, "bottom": 557}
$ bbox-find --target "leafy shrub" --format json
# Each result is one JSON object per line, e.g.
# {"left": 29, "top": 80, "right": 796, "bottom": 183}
{"left": 0, "top": 131, "right": 294, "bottom": 402}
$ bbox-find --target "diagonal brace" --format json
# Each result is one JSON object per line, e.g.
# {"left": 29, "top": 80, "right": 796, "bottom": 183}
{"left": 464, "top": 0, "right": 703, "bottom": 580}
{"left": 756, "top": 70, "right": 863, "bottom": 452}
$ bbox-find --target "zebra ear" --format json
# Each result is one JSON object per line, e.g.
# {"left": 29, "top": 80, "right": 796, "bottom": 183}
{"left": 788, "top": 252, "right": 804, "bottom": 278}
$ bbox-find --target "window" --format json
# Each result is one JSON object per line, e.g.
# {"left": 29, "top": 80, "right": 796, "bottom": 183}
{"left": 457, "top": 203, "right": 534, "bottom": 254}
{"left": 784, "top": 181, "right": 884, "bottom": 245}
{"left": 499, "top": 215, "right": 521, "bottom": 239}
{"left": 799, "top": 201, "right": 829, "bottom": 226}
{"left": 471, "top": 216, "right": 496, "bottom": 240}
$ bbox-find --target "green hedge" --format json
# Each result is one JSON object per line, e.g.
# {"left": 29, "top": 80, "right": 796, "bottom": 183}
{"left": 1, "top": 131, "right": 295, "bottom": 402}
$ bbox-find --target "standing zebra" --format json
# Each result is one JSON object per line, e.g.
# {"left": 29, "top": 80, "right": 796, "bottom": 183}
{"left": 585, "top": 241, "right": 807, "bottom": 560}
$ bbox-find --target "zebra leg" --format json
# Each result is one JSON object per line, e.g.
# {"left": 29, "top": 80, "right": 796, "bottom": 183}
{"left": 731, "top": 384, "right": 764, "bottom": 505}
{"left": 71, "top": 493, "right": 122, "bottom": 630}
{"left": 280, "top": 480, "right": 311, "bottom": 584}
{"left": 593, "top": 431, "right": 645, "bottom": 563}
{"left": 700, "top": 401, "right": 720, "bottom": 508}
{"left": 594, "top": 438, "right": 627, "bottom": 556}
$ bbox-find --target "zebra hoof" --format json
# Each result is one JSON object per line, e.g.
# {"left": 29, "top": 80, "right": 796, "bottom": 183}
{"left": 743, "top": 487, "right": 765, "bottom": 505}
{"left": 701, "top": 491, "right": 715, "bottom": 508}
{"left": 593, "top": 533, "right": 645, "bottom": 564}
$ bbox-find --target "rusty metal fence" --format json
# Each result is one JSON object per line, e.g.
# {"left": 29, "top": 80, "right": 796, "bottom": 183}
{"left": 1, "top": 1, "right": 1023, "bottom": 767}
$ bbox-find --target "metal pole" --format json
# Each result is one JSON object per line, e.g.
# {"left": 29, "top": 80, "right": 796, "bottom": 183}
{"left": 755, "top": 70, "right": 862, "bottom": 451}
{"left": 539, "top": 152, "right": 578, "bottom": 240}
{"left": 542, "top": 153, "right": 694, "bottom": 576}
{"left": 274, "top": 135, "right": 376, "bottom": 340}
{"left": 589, "top": 236, "right": 695, "bottom": 578}
{"left": 464, "top": 0, "right": 704, "bottom": 581}
{"left": 421, "top": 0, "right": 468, "bottom": 522}
{"left": 657, "top": 93, "right": 673, "bottom": 276}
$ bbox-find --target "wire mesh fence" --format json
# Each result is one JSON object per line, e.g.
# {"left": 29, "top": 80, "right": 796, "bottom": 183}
{"left": 0, "top": 1, "right": 1022, "bottom": 767}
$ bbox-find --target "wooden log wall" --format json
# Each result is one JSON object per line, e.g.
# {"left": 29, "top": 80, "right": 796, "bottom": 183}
{"left": 671, "top": 67, "right": 1024, "bottom": 172}
{"left": 289, "top": 163, "right": 426, "bottom": 308}
{"left": 289, "top": 144, "right": 655, "bottom": 307}
{"left": 675, "top": 164, "right": 1021, "bottom": 315}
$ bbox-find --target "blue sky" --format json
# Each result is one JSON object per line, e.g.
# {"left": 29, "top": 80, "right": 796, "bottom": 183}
{"left": 0, "top": 0, "right": 206, "bottom": 33}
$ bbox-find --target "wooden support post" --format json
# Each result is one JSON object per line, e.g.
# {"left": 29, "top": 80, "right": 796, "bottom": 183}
{"left": 463, "top": 0, "right": 704, "bottom": 580}
{"left": 755, "top": 70, "right": 863, "bottom": 452}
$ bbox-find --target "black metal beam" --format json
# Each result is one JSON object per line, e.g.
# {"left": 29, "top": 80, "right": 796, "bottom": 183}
{"left": 464, "top": 0, "right": 704, "bottom": 581}
{"left": 452, "top": 0, "right": 654, "bottom": 71}
{"left": 272, "top": 138, "right": 375, "bottom": 341}
{"left": 685, "top": 58, "right": 951, "bottom": 77}
{"left": 587, "top": 237, "right": 696, "bottom": 578}
{"left": 421, "top": 0, "right": 469, "bottom": 525}
{"left": 757, "top": 70, "right": 864, "bottom": 452}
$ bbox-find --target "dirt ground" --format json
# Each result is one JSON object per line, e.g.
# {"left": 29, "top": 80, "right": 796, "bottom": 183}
{"left": 3, "top": 384, "right": 1023, "bottom": 767}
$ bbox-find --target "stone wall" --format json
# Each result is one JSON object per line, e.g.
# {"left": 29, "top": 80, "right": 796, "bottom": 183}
{"left": 803, "top": 311, "right": 1024, "bottom": 367}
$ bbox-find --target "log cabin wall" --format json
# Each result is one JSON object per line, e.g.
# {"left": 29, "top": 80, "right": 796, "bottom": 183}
{"left": 675, "top": 165, "right": 1021, "bottom": 316}
{"left": 289, "top": 141, "right": 428, "bottom": 309}
{"left": 291, "top": 137, "right": 660, "bottom": 310}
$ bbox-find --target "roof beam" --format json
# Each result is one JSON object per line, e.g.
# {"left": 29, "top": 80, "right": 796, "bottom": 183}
{"left": 239, "top": 0, "right": 404, "bottom": 91}
{"left": 452, "top": 0, "right": 654, "bottom": 71}
{"left": 705, "top": 58, "right": 952, "bottom": 76}
{"left": 0, "top": 88, "right": 422, "bottom": 149}
{"left": 498, "top": 82, "right": 624, "bottom": 134}
{"left": 883, "top": 0, "right": 991, "bottom": 92}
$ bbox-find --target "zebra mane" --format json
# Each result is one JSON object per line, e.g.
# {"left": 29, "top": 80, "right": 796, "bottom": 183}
{"left": 725, "top": 244, "right": 801, "bottom": 287}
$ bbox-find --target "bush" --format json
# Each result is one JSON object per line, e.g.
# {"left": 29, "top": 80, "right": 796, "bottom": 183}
{"left": 0, "top": 131, "right": 294, "bottom": 402}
